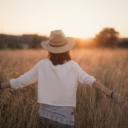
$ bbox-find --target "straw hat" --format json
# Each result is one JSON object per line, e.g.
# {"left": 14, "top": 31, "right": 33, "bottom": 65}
{"left": 41, "top": 30, "right": 75, "bottom": 53}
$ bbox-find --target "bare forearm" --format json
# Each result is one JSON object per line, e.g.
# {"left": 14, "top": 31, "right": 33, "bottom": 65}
{"left": 92, "top": 81, "right": 128, "bottom": 111}
{"left": 1, "top": 82, "right": 11, "bottom": 89}
{"left": 92, "top": 81, "right": 113, "bottom": 97}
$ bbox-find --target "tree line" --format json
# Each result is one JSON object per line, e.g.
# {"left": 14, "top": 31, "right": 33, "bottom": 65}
{"left": 0, "top": 27, "right": 128, "bottom": 50}
{"left": 75, "top": 28, "right": 128, "bottom": 49}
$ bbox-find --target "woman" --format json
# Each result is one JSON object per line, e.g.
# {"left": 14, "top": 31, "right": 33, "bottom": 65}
{"left": 0, "top": 30, "right": 128, "bottom": 128}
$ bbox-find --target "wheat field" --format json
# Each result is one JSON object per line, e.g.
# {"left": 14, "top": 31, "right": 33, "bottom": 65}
{"left": 0, "top": 49, "right": 128, "bottom": 128}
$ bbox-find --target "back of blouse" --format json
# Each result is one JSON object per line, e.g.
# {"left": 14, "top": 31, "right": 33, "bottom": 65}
{"left": 10, "top": 59, "right": 96, "bottom": 106}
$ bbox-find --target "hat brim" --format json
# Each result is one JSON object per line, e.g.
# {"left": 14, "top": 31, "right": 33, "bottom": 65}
{"left": 41, "top": 37, "right": 75, "bottom": 53}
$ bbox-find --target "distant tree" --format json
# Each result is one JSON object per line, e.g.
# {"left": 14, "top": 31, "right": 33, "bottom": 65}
{"left": 117, "top": 40, "right": 128, "bottom": 48}
{"left": 29, "top": 34, "right": 48, "bottom": 49}
{"left": 0, "top": 37, "right": 5, "bottom": 49}
{"left": 29, "top": 34, "right": 38, "bottom": 48}
{"left": 94, "top": 27, "right": 119, "bottom": 47}
{"left": 7, "top": 41, "right": 23, "bottom": 50}
{"left": 0, "top": 42, "right": 2, "bottom": 49}
{"left": 16, "top": 44, "right": 23, "bottom": 49}
{"left": 8, "top": 41, "right": 16, "bottom": 49}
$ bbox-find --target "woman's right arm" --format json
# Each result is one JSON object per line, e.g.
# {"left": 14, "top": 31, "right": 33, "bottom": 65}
{"left": 1, "top": 62, "right": 38, "bottom": 90}
{"left": 1, "top": 82, "right": 11, "bottom": 89}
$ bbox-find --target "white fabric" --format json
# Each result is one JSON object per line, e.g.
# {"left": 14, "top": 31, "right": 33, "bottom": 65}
{"left": 10, "top": 59, "right": 96, "bottom": 106}
{"left": 39, "top": 104, "right": 74, "bottom": 125}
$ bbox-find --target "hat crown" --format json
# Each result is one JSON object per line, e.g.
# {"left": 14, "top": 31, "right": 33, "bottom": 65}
{"left": 49, "top": 30, "right": 67, "bottom": 45}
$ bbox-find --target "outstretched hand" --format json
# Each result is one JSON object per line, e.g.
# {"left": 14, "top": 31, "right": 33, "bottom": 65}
{"left": 113, "top": 93, "right": 128, "bottom": 111}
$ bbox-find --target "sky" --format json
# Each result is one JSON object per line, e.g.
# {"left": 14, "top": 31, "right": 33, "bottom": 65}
{"left": 0, "top": 0, "right": 128, "bottom": 38}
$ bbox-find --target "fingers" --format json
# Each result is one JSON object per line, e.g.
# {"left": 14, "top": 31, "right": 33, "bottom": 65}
{"left": 117, "top": 97, "right": 128, "bottom": 111}
{"left": 122, "top": 104, "right": 128, "bottom": 111}
{"left": 119, "top": 104, "right": 125, "bottom": 111}
{"left": 124, "top": 100, "right": 128, "bottom": 111}
{"left": 119, "top": 100, "right": 128, "bottom": 111}
{"left": 114, "top": 95, "right": 128, "bottom": 112}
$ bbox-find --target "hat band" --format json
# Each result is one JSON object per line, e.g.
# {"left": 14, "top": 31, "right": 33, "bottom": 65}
{"left": 49, "top": 42, "right": 67, "bottom": 47}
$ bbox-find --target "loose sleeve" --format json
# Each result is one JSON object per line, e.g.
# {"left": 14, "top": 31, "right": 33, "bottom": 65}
{"left": 76, "top": 63, "right": 96, "bottom": 87}
{"left": 10, "top": 63, "right": 38, "bottom": 89}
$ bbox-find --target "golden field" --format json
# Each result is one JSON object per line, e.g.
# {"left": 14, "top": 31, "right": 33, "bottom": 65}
{"left": 0, "top": 49, "right": 128, "bottom": 128}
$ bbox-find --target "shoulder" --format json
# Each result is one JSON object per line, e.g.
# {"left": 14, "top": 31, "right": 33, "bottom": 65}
{"left": 36, "top": 59, "right": 49, "bottom": 66}
{"left": 69, "top": 60, "right": 83, "bottom": 72}
{"left": 68, "top": 60, "right": 80, "bottom": 69}
{"left": 69, "top": 60, "right": 78, "bottom": 66}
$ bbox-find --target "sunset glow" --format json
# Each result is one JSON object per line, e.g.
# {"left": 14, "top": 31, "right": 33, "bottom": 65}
{"left": 0, "top": 0, "right": 128, "bottom": 38}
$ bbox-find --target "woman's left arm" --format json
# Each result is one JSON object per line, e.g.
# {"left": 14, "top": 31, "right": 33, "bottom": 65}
{"left": 93, "top": 81, "right": 128, "bottom": 111}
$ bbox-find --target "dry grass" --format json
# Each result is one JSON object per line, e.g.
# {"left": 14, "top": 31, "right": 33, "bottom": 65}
{"left": 0, "top": 49, "right": 128, "bottom": 128}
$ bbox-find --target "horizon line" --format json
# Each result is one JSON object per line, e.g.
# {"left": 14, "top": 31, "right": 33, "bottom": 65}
{"left": 0, "top": 32, "right": 128, "bottom": 39}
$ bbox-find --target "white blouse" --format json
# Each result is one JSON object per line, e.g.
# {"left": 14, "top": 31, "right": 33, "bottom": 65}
{"left": 10, "top": 59, "right": 96, "bottom": 106}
